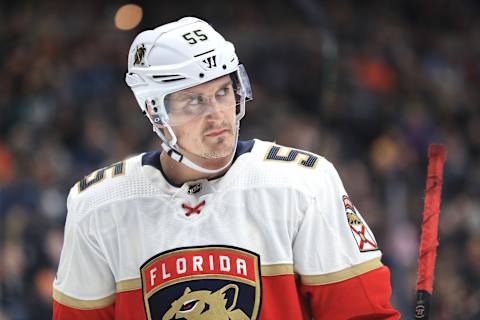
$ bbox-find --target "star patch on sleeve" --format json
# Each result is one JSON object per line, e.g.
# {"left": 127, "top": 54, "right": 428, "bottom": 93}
{"left": 342, "top": 195, "right": 378, "bottom": 252}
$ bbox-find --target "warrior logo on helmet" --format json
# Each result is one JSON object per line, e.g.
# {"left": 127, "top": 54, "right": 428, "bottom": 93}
{"left": 202, "top": 55, "right": 217, "bottom": 69}
{"left": 140, "top": 245, "right": 262, "bottom": 320}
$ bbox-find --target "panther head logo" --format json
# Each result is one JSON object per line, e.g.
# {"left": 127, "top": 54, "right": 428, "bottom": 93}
{"left": 162, "top": 284, "right": 249, "bottom": 320}
{"left": 346, "top": 211, "right": 363, "bottom": 226}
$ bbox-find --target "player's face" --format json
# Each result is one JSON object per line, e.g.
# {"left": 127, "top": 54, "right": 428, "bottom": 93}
{"left": 167, "top": 75, "right": 237, "bottom": 163}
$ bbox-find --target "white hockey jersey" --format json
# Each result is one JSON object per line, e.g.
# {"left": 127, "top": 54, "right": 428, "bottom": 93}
{"left": 53, "top": 139, "right": 399, "bottom": 319}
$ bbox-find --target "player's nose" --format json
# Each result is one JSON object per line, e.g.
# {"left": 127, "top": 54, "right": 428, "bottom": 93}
{"left": 204, "top": 99, "right": 225, "bottom": 118}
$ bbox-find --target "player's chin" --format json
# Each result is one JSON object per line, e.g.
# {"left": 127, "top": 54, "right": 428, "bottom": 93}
{"left": 202, "top": 137, "right": 235, "bottom": 159}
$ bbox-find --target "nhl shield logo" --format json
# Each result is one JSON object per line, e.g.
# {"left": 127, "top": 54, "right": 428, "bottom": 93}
{"left": 140, "top": 245, "right": 262, "bottom": 320}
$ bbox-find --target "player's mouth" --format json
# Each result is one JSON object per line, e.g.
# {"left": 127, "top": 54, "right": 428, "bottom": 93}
{"left": 204, "top": 128, "right": 230, "bottom": 137}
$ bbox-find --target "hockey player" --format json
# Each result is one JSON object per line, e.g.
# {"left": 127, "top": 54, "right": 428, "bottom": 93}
{"left": 53, "top": 17, "right": 400, "bottom": 319}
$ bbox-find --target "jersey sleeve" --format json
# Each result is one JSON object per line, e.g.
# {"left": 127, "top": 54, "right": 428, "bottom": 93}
{"left": 53, "top": 190, "right": 116, "bottom": 319}
{"left": 293, "top": 160, "right": 400, "bottom": 319}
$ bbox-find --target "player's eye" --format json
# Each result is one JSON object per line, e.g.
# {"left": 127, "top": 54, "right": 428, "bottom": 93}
{"left": 188, "top": 95, "right": 207, "bottom": 106}
{"left": 188, "top": 96, "right": 199, "bottom": 105}
{"left": 179, "top": 299, "right": 198, "bottom": 312}
{"left": 217, "top": 87, "right": 229, "bottom": 97}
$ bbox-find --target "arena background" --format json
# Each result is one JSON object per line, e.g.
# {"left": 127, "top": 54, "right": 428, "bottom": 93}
{"left": 1, "top": 0, "right": 479, "bottom": 319}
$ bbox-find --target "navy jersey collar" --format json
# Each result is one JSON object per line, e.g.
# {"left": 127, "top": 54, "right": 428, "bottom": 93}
{"left": 141, "top": 140, "right": 255, "bottom": 187}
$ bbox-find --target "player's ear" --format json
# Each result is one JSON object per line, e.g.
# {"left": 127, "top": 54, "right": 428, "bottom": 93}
{"left": 218, "top": 284, "right": 239, "bottom": 311}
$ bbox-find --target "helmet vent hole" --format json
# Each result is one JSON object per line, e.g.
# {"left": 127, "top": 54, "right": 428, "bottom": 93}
{"left": 199, "top": 73, "right": 205, "bottom": 78}
{"left": 222, "top": 64, "right": 227, "bottom": 69}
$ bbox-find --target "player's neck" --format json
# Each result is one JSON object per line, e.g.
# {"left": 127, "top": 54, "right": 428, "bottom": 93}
{"left": 159, "top": 152, "right": 230, "bottom": 185}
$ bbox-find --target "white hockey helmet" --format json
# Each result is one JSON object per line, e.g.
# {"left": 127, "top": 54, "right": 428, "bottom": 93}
{"left": 125, "top": 17, "right": 252, "bottom": 174}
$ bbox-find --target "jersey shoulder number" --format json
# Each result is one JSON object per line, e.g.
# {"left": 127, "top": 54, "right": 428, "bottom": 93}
{"left": 264, "top": 144, "right": 320, "bottom": 169}
{"left": 76, "top": 161, "right": 126, "bottom": 193}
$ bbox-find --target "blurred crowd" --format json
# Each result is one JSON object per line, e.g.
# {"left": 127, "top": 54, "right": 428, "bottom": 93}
{"left": 1, "top": 0, "right": 479, "bottom": 319}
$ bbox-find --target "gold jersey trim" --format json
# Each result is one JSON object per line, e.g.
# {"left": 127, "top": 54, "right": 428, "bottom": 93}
{"left": 55, "top": 258, "right": 381, "bottom": 308}
{"left": 116, "top": 278, "right": 142, "bottom": 292}
{"left": 301, "top": 257, "right": 383, "bottom": 285}
{"left": 261, "top": 264, "right": 294, "bottom": 276}
{"left": 53, "top": 288, "right": 115, "bottom": 310}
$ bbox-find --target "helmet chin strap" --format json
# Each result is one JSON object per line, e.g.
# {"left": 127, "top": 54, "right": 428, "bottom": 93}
{"left": 155, "top": 122, "right": 240, "bottom": 175}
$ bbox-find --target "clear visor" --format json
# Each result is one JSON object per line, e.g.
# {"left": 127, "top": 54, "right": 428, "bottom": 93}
{"left": 146, "top": 65, "right": 252, "bottom": 127}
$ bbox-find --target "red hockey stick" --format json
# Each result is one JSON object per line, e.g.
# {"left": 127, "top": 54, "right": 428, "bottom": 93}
{"left": 414, "top": 144, "right": 447, "bottom": 319}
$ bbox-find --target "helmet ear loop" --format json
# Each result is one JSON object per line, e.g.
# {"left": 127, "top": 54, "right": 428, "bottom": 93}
{"left": 151, "top": 118, "right": 177, "bottom": 148}
{"left": 163, "top": 122, "right": 177, "bottom": 147}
